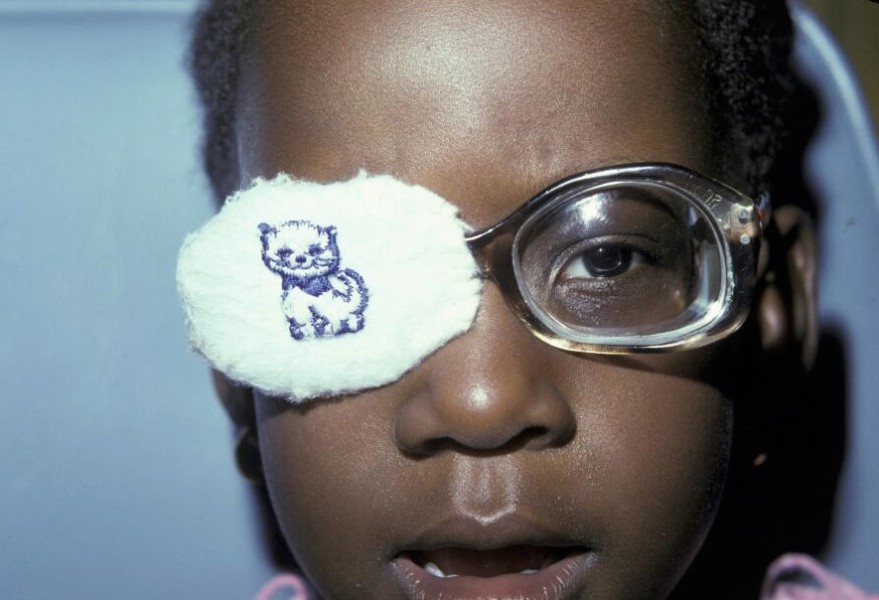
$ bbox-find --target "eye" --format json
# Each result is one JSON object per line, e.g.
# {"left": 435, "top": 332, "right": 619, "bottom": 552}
{"left": 562, "top": 243, "right": 643, "bottom": 279}
{"left": 277, "top": 247, "right": 293, "bottom": 259}
{"left": 308, "top": 244, "right": 323, "bottom": 256}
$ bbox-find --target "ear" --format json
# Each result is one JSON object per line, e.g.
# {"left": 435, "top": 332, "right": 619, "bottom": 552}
{"left": 754, "top": 205, "right": 818, "bottom": 370}
{"left": 211, "top": 370, "right": 263, "bottom": 484}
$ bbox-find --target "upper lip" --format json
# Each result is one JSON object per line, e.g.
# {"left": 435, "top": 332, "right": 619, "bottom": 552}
{"left": 392, "top": 509, "right": 595, "bottom": 555}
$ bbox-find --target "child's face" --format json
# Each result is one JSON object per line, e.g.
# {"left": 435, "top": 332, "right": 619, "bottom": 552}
{"left": 238, "top": 2, "right": 737, "bottom": 598}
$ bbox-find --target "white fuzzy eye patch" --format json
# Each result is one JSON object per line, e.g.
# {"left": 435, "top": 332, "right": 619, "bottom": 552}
{"left": 177, "top": 172, "right": 482, "bottom": 402}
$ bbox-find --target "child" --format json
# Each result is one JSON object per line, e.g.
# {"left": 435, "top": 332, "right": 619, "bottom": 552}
{"left": 180, "top": 1, "right": 870, "bottom": 598}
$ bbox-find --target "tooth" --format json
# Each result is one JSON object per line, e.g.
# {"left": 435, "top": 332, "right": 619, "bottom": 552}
{"left": 424, "top": 562, "right": 459, "bottom": 579}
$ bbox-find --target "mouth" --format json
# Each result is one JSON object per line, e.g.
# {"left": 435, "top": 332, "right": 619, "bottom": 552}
{"left": 392, "top": 545, "right": 596, "bottom": 600}
{"left": 409, "top": 545, "right": 577, "bottom": 577}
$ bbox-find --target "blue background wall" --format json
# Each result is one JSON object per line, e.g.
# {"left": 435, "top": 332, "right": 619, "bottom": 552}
{"left": 0, "top": 1, "right": 876, "bottom": 598}
{"left": 0, "top": 3, "right": 275, "bottom": 598}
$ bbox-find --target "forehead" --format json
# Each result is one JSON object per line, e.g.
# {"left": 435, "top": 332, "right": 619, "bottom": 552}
{"left": 236, "top": 0, "right": 710, "bottom": 226}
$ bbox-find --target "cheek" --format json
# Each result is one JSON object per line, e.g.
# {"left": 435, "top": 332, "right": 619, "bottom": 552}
{"left": 586, "top": 380, "right": 731, "bottom": 514}
{"left": 255, "top": 393, "right": 405, "bottom": 592}
{"left": 560, "top": 367, "right": 733, "bottom": 595}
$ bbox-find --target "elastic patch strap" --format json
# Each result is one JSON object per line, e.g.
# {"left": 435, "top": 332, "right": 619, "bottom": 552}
{"left": 177, "top": 171, "right": 482, "bottom": 402}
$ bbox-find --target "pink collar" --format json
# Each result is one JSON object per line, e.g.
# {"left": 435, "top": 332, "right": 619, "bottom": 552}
{"left": 252, "top": 574, "right": 310, "bottom": 600}
{"left": 762, "top": 554, "right": 878, "bottom": 600}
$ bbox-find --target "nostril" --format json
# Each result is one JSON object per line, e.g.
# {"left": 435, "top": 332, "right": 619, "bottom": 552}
{"left": 398, "top": 425, "right": 566, "bottom": 457}
{"left": 520, "top": 425, "right": 552, "bottom": 447}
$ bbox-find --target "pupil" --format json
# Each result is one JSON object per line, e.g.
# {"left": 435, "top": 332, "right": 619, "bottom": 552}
{"left": 583, "top": 246, "right": 630, "bottom": 277}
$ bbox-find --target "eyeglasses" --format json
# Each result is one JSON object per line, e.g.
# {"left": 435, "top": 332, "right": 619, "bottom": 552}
{"left": 177, "top": 164, "right": 767, "bottom": 400}
{"left": 466, "top": 163, "right": 766, "bottom": 353}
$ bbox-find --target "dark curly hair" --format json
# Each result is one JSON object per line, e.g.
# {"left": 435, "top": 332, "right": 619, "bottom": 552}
{"left": 188, "top": 0, "right": 259, "bottom": 202}
{"left": 188, "top": 0, "right": 797, "bottom": 204}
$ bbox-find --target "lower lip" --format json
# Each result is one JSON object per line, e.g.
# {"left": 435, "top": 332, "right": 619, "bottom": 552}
{"left": 391, "top": 551, "right": 598, "bottom": 600}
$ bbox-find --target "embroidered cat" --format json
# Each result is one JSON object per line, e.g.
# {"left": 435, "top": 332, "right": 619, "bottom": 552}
{"left": 258, "top": 221, "right": 368, "bottom": 341}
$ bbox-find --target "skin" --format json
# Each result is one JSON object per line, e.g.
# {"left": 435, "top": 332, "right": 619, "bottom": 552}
{"left": 227, "top": 1, "right": 810, "bottom": 598}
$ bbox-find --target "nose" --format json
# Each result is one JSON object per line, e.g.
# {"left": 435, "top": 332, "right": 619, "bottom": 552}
{"left": 393, "top": 285, "right": 576, "bottom": 455}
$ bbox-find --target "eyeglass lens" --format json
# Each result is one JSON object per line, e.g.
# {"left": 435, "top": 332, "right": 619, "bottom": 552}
{"left": 514, "top": 183, "right": 723, "bottom": 337}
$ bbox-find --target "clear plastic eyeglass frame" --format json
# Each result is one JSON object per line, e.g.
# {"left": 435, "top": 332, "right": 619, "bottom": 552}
{"left": 465, "top": 163, "right": 766, "bottom": 354}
